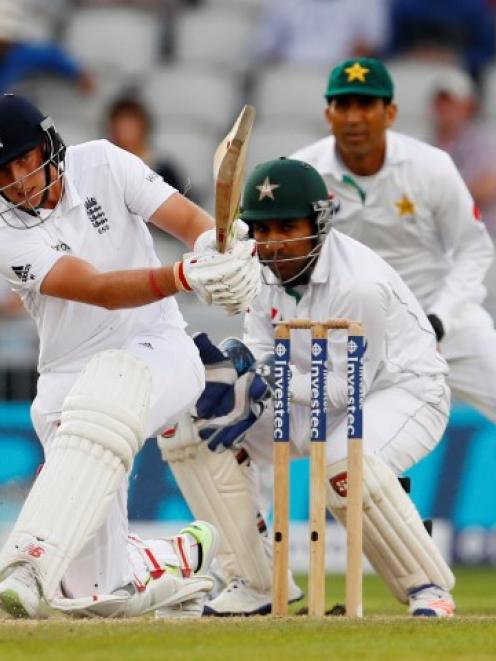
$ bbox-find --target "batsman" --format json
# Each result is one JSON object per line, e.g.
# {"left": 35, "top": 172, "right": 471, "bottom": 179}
{"left": 0, "top": 94, "right": 261, "bottom": 619}
{"left": 162, "top": 157, "right": 456, "bottom": 617}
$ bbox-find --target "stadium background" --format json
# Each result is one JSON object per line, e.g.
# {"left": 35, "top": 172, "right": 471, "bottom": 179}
{"left": 0, "top": 0, "right": 495, "bottom": 571}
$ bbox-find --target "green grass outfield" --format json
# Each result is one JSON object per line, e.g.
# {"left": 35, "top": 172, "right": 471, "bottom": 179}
{"left": 1, "top": 567, "right": 495, "bottom": 661}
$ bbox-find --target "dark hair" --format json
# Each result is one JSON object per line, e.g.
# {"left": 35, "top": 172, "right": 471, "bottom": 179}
{"left": 106, "top": 95, "right": 153, "bottom": 132}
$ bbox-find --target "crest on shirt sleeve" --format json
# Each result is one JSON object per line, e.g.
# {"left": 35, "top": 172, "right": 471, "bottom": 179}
{"left": 146, "top": 171, "right": 161, "bottom": 183}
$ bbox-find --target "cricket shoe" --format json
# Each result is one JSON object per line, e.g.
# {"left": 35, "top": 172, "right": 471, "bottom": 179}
{"left": 155, "top": 520, "right": 219, "bottom": 619}
{"left": 408, "top": 584, "right": 455, "bottom": 617}
{"left": 0, "top": 563, "right": 42, "bottom": 619}
{"left": 203, "top": 573, "right": 304, "bottom": 616}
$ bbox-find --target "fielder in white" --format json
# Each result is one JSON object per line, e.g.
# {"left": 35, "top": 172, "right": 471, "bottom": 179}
{"left": 163, "top": 158, "right": 456, "bottom": 617}
{"left": 292, "top": 57, "right": 496, "bottom": 423}
{"left": 0, "top": 94, "right": 261, "bottom": 619}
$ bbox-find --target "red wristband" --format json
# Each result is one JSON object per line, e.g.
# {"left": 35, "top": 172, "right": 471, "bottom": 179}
{"left": 173, "top": 261, "right": 193, "bottom": 292}
{"left": 148, "top": 269, "right": 166, "bottom": 299}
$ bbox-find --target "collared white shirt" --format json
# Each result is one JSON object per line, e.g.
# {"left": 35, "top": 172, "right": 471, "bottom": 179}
{"left": 0, "top": 139, "right": 183, "bottom": 374}
{"left": 244, "top": 230, "right": 448, "bottom": 411}
{"left": 292, "top": 130, "right": 494, "bottom": 333}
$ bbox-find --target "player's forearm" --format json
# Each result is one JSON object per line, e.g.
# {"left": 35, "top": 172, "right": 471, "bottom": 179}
{"left": 181, "top": 206, "right": 215, "bottom": 249}
{"left": 150, "top": 195, "right": 214, "bottom": 249}
{"left": 77, "top": 266, "right": 179, "bottom": 310}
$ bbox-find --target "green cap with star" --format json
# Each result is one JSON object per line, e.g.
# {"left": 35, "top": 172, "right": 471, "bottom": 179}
{"left": 240, "top": 158, "right": 328, "bottom": 222}
{"left": 325, "top": 57, "right": 394, "bottom": 100}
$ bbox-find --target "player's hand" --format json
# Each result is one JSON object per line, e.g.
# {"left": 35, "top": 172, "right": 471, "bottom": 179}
{"left": 206, "top": 240, "right": 261, "bottom": 315}
{"left": 175, "top": 240, "right": 261, "bottom": 314}
{"left": 193, "top": 219, "right": 249, "bottom": 254}
{"left": 193, "top": 332, "right": 256, "bottom": 418}
{"left": 192, "top": 333, "right": 270, "bottom": 452}
{"left": 196, "top": 371, "right": 270, "bottom": 452}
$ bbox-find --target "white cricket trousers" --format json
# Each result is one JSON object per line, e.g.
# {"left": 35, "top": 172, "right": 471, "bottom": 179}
{"left": 30, "top": 329, "right": 204, "bottom": 598}
{"left": 244, "top": 375, "right": 450, "bottom": 474}
{"left": 440, "top": 306, "right": 496, "bottom": 423}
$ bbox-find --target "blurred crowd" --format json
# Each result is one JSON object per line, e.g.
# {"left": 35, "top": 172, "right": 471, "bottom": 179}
{"left": 1, "top": 0, "right": 496, "bottom": 394}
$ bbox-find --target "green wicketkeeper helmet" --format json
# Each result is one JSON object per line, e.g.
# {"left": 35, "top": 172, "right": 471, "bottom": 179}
{"left": 240, "top": 158, "right": 335, "bottom": 286}
{"left": 240, "top": 158, "right": 329, "bottom": 222}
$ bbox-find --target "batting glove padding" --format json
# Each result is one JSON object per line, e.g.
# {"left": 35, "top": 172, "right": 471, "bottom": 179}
{"left": 193, "top": 333, "right": 271, "bottom": 452}
{"left": 193, "top": 219, "right": 250, "bottom": 254}
{"left": 178, "top": 240, "right": 261, "bottom": 315}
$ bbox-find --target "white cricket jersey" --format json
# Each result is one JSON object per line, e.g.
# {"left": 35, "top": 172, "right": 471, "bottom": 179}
{"left": 0, "top": 139, "right": 184, "bottom": 374}
{"left": 291, "top": 130, "right": 495, "bottom": 334}
{"left": 244, "top": 230, "right": 448, "bottom": 411}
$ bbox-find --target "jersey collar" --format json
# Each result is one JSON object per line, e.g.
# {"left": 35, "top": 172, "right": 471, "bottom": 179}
{"left": 58, "top": 169, "right": 83, "bottom": 213}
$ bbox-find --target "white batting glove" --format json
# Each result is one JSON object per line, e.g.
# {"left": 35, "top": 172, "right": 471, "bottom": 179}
{"left": 207, "top": 240, "right": 261, "bottom": 314}
{"left": 207, "top": 259, "right": 261, "bottom": 315}
{"left": 174, "top": 240, "right": 261, "bottom": 314}
{"left": 193, "top": 219, "right": 249, "bottom": 254}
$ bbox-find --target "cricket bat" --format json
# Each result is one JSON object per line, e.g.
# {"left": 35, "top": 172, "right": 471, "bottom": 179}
{"left": 213, "top": 104, "right": 256, "bottom": 253}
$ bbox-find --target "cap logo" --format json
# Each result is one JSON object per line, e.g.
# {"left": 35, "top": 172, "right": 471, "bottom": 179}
{"left": 256, "top": 176, "right": 279, "bottom": 201}
{"left": 344, "top": 62, "right": 370, "bottom": 83}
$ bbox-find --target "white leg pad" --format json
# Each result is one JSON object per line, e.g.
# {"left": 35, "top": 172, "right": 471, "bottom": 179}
{"left": 51, "top": 573, "right": 214, "bottom": 619}
{"left": 127, "top": 533, "right": 195, "bottom": 583}
{"left": 326, "top": 455, "right": 455, "bottom": 604}
{"left": 0, "top": 350, "right": 151, "bottom": 602}
{"left": 159, "top": 415, "right": 272, "bottom": 591}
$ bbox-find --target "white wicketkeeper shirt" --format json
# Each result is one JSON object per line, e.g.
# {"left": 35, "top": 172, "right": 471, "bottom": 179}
{"left": 0, "top": 139, "right": 183, "bottom": 375}
{"left": 244, "top": 230, "right": 448, "bottom": 413}
{"left": 292, "top": 130, "right": 495, "bottom": 335}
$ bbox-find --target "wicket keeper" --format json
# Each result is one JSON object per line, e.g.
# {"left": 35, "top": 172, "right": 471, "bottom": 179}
{"left": 163, "top": 158, "right": 456, "bottom": 618}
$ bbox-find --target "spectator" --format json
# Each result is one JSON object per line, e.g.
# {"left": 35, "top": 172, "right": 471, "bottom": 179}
{"left": 252, "top": 0, "right": 389, "bottom": 66}
{"left": 105, "top": 94, "right": 193, "bottom": 198}
{"left": 388, "top": 0, "right": 495, "bottom": 82}
{"left": 0, "top": 0, "right": 94, "bottom": 93}
{"left": 430, "top": 67, "right": 496, "bottom": 238}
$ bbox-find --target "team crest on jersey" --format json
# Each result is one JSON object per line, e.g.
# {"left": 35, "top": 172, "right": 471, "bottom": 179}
{"left": 395, "top": 194, "right": 415, "bottom": 217}
{"left": 11, "top": 264, "right": 34, "bottom": 282}
{"left": 85, "top": 197, "right": 110, "bottom": 234}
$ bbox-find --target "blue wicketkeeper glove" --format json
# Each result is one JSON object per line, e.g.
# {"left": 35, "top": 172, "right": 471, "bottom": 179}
{"left": 193, "top": 333, "right": 271, "bottom": 452}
